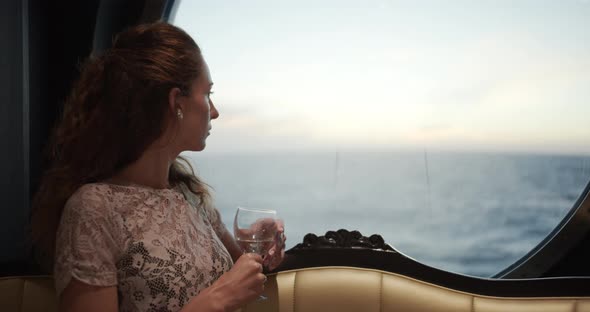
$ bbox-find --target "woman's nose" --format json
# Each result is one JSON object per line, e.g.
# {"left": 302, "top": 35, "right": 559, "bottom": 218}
{"left": 210, "top": 102, "right": 219, "bottom": 119}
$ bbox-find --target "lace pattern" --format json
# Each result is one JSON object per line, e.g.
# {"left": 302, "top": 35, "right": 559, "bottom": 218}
{"left": 54, "top": 183, "right": 233, "bottom": 312}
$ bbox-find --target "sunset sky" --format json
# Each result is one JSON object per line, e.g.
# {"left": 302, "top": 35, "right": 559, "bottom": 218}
{"left": 174, "top": 0, "right": 590, "bottom": 155}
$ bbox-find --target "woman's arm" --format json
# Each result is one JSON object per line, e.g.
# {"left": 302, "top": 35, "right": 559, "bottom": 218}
{"left": 61, "top": 253, "right": 265, "bottom": 312}
{"left": 59, "top": 279, "right": 118, "bottom": 312}
{"left": 181, "top": 253, "right": 266, "bottom": 312}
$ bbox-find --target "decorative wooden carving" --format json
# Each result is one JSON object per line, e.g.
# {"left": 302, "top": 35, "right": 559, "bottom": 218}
{"left": 275, "top": 228, "right": 590, "bottom": 297}
{"left": 291, "top": 229, "right": 395, "bottom": 251}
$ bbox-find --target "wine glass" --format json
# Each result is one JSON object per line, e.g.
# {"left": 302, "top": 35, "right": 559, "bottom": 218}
{"left": 233, "top": 206, "right": 278, "bottom": 301}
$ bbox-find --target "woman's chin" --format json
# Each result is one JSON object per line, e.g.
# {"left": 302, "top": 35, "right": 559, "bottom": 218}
{"left": 192, "top": 142, "right": 206, "bottom": 152}
{"left": 181, "top": 139, "right": 207, "bottom": 152}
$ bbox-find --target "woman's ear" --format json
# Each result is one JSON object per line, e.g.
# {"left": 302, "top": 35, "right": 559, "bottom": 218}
{"left": 168, "top": 87, "right": 184, "bottom": 115}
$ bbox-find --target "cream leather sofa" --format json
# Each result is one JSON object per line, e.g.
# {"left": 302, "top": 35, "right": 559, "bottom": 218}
{"left": 0, "top": 275, "right": 57, "bottom": 312}
{"left": 244, "top": 267, "right": 590, "bottom": 312}
{"left": 2, "top": 268, "right": 589, "bottom": 312}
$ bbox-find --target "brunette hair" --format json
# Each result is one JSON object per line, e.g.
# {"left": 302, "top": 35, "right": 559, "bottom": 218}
{"left": 31, "top": 22, "right": 211, "bottom": 270}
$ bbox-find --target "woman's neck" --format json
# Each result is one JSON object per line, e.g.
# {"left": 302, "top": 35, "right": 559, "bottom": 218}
{"left": 108, "top": 148, "right": 177, "bottom": 189}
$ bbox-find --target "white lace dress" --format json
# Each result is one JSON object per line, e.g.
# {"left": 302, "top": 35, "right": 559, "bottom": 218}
{"left": 54, "top": 183, "right": 234, "bottom": 312}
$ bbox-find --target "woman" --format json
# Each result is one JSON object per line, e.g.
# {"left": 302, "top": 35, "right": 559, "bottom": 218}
{"left": 31, "top": 22, "right": 285, "bottom": 312}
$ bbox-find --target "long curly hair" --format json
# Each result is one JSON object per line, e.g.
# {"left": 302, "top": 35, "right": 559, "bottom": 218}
{"left": 31, "top": 22, "right": 211, "bottom": 270}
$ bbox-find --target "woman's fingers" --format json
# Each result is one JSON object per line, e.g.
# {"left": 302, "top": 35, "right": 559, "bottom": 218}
{"left": 246, "top": 252, "right": 263, "bottom": 262}
{"left": 236, "top": 218, "right": 278, "bottom": 240}
{"left": 253, "top": 218, "right": 276, "bottom": 232}
{"left": 243, "top": 253, "right": 264, "bottom": 274}
{"left": 238, "top": 254, "right": 266, "bottom": 295}
{"left": 267, "top": 249, "right": 285, "bottom": 271}
{"left": 276, "top": 219, "right": 284, "bottom": 232}
{"left": 258, "top": 222, "right": 287, "bottom": 271}
{"left": 212, "top": 253, "right": 270, "bottom": 310}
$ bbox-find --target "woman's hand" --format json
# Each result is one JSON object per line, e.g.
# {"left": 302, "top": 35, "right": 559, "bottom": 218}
{"left": 263, "top": 219, "right": 286, "bottom": 271}
{"left": 234, "top": 218, "right": 286, "bottom": 271}
{"left": 189, "top": 253, "right": 265, "bottom": 312}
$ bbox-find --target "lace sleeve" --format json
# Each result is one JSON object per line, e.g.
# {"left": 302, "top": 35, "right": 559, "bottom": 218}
{"left": 54, "top": 185, "right": 120, "bottom": 296}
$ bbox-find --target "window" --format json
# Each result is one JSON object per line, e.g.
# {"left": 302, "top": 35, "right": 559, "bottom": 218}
{"left": 174, "top": 0, "right": 590, "bottom": 277}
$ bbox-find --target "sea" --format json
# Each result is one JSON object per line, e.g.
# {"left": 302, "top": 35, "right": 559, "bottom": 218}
{"left": 184, "top": 150, "right": 590, "bottom": 278}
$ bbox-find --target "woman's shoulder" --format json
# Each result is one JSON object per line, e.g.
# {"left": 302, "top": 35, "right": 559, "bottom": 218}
{"left": 67, "top": 183, "right": 105, "bottom": 202}
{"left": 69, "top": 182, "right": 159, "bottom": 205}
{"left": 64, "top": 183, "right": 118, "bottom": 217}
{"left": 69, "top": 182, "right": 187, "bottom": 212}
{"left": 72, "top": 182, "right": 166, "bottom": 199}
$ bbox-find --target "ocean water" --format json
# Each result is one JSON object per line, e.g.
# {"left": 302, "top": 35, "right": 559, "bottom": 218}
{"left": 184, "top": 150, "right": 590, "bottom": 277}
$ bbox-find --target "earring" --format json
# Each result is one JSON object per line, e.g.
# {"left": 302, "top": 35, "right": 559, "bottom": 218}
{"left": 177, "top": 109, "right": 184, "bottom": 120}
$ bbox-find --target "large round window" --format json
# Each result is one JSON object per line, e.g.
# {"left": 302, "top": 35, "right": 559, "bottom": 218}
{"left": 174, "top": 1, "right": 590, "bottom": 277}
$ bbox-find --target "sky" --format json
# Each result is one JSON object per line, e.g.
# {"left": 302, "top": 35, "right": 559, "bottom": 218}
{"left": 173, "top": 0, "right": 590, "bottom": 155}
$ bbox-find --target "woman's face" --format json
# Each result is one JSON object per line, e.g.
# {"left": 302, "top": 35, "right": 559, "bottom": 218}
{"left": 176, "top": 58, "right": 219, "bottom": 152}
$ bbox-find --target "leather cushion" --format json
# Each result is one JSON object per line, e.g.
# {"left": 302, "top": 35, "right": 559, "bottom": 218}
{"left": 0, "top": 276, "right": 57, "bottom": 312}
{"left": 244, "top": 267, "right": 590, "bottom": 312}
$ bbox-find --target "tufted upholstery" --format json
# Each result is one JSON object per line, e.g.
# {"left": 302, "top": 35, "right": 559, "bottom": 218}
{"left": 1, "top": 269, "right": 589, "bottom": 312}
{"left": 0, "top": 276, "right": 57, "bottom": 312}
{"left": 243, "top": 267, "right": 590, "bottom": 312}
